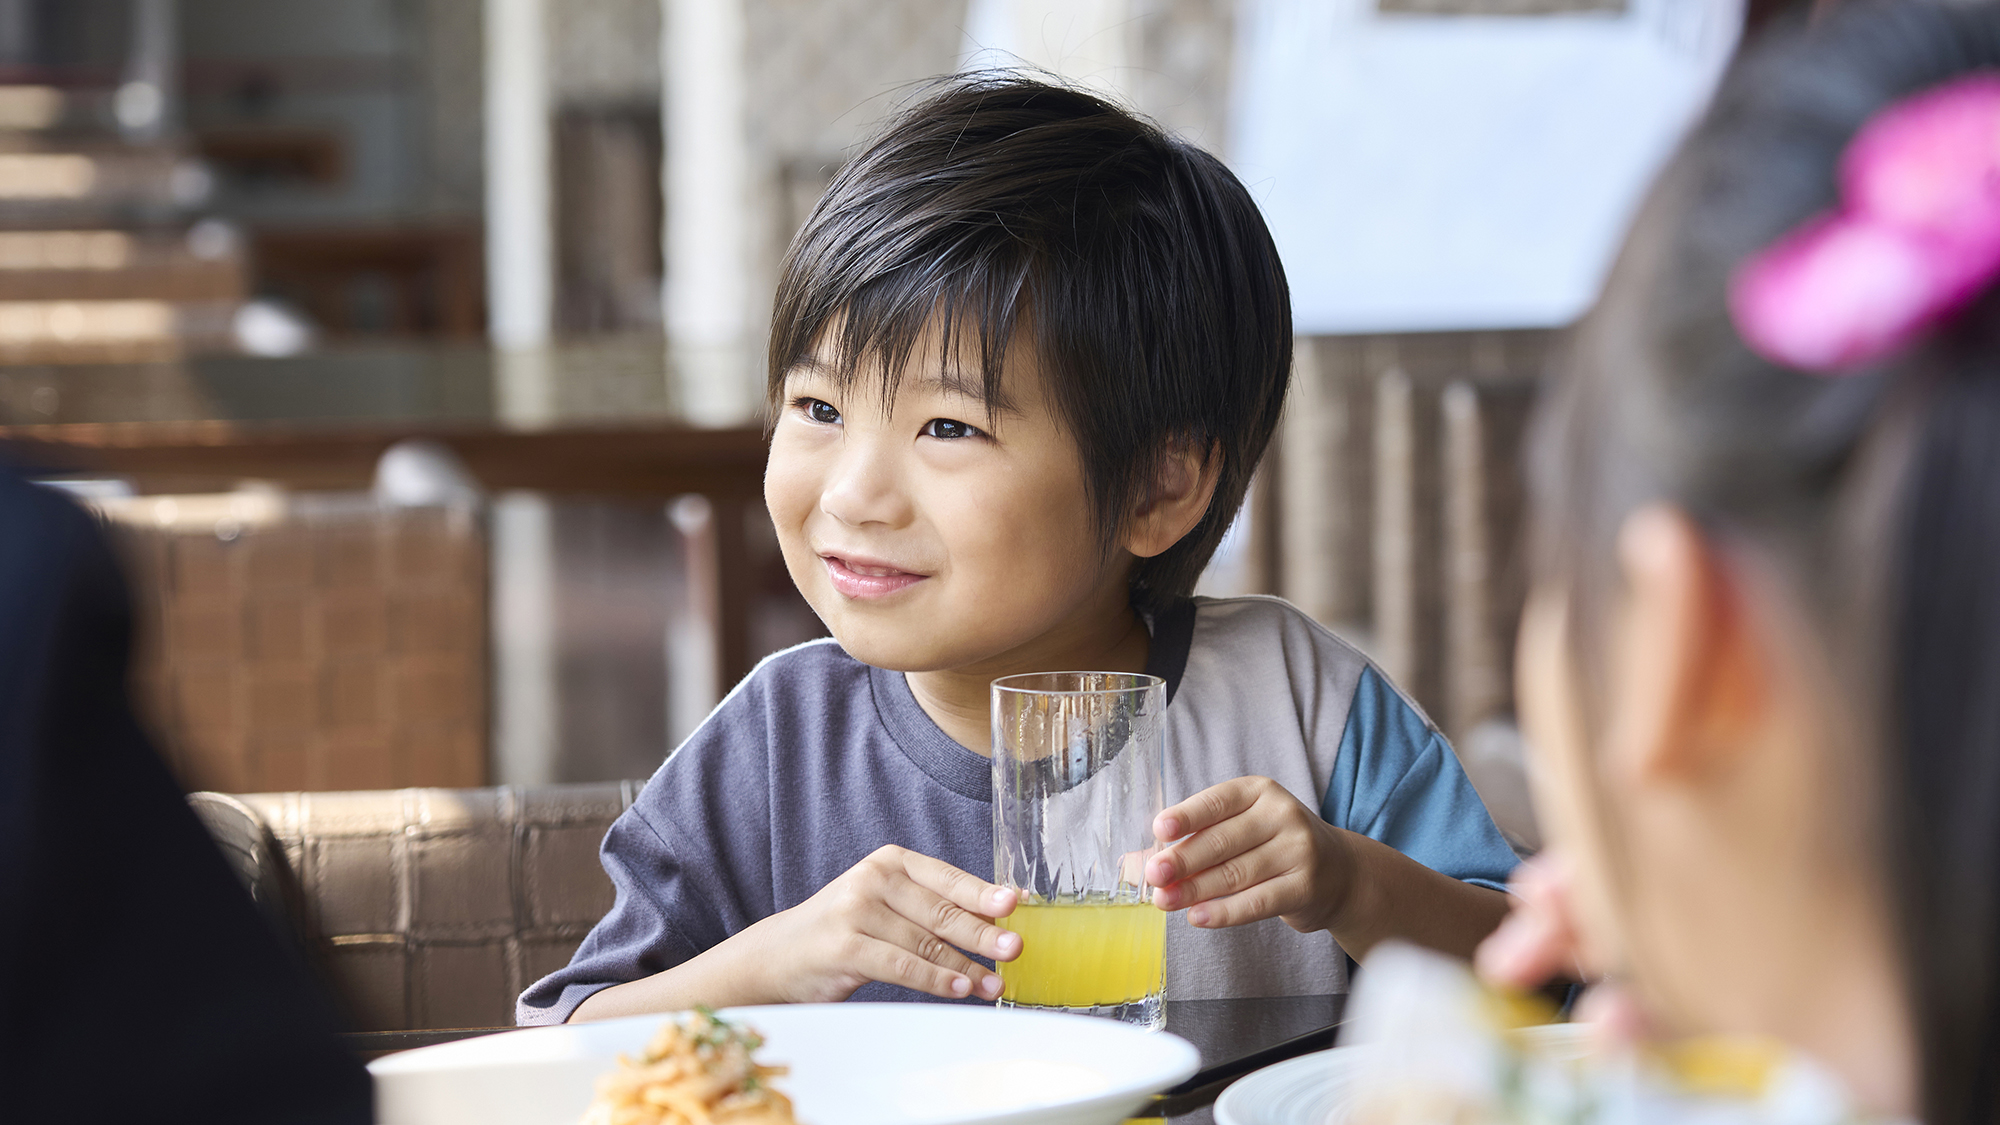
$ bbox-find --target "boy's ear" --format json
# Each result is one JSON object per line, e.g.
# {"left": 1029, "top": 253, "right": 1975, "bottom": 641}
{"left": 1124, "top": 441, "right": 1223, "bottom": 559}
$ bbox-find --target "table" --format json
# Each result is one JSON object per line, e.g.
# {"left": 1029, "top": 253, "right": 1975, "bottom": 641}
{"left": 1149, "top": 995, "right": 1343, "bottom": 1121}
{"left": 341, "top": 994, "right": 1347, "bottom": 1123}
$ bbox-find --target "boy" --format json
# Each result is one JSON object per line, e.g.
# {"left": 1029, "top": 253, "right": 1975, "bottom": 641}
{"left": 517, "top": 76, "right": 1516, "bottom": 1025}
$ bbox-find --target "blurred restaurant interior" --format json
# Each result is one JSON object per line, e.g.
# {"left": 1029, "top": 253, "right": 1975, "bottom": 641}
{"left": 0, "top": 0, "right": 1775, "bottom": 1032}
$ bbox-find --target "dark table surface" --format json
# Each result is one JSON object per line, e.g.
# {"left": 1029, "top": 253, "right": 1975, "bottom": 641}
{"left": 1, "top": 342, "right": 690, "bottom": 431}
{"left": 0, "top": 342, "right": 770, "bottom": 498}
{"left": 342, "top": 993, "right": 1347, "bottom": 1124}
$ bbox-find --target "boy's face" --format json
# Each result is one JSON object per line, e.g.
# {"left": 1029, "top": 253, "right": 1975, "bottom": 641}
{"left": 765, "top": 328, "right": 1128, "bottom": 673}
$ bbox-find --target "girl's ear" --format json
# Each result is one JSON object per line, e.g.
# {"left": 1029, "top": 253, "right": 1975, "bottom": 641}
{"left": 1604, "top": 505, "right": 1770, "bottom": 789}
{"left": 1124, "top": 441, "right": 1223, "bottom": 559}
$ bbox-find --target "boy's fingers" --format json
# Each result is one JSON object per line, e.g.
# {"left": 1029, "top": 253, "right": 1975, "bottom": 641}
{"left": 1147, "top": 808, "right": 1278, "bottom": 888}
{"left": 1151, "top": 837, "right": 1290, "bottom": 912}
{"left": 1153, "top": 777, "right": 1267, "bottom": 843}
{"left": 884, "top": 879, "right": 1022, "bottom": 962}
{"left": 856, "top": 928, "right": 988, "bottom": 996}
{"left": 896, "top": 849, "right": 1018, "bottom": 918}
{"left": 853, "top": 929, "right": 1000, "bottom": 1001}
{"left": 1182, "top": 870, "right": 1300, "bottom": 929}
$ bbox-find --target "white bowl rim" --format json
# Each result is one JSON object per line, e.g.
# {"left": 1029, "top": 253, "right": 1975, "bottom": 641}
{"left": 368, "top": 1002, "right": 1204, "bottom": 1111}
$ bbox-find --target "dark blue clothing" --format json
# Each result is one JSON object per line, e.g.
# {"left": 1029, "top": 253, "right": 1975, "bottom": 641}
{"left": 0, "top": 467, "right": 370, "bottom": 1125}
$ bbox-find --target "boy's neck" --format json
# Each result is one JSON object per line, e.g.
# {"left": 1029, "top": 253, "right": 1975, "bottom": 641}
{"left": 903, "top": 587, "right": 1153, "bottom": 756}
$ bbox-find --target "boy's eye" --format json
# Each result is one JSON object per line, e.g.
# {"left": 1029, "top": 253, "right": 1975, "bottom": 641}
{"left": 920, "top": 418, "right": 983, "bottom": 441}
{"left": 797, "top": 398, "right": 841, "bottom": 425}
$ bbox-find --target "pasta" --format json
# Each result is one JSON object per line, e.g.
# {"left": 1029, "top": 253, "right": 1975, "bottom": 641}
{"left": 580, "top": 1009, "right": 798, "bottom": 1125}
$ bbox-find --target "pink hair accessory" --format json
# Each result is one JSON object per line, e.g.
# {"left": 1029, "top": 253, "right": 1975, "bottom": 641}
{"left": 1729, "top": 73, "right": 2000, "bottom": 373}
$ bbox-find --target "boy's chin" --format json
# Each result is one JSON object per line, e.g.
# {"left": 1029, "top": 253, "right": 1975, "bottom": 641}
{"left": 827, "top": 629, "right": 958, "bottom": 674}
{"left": 822, "top": 618, "right": 989, "bottom": 675}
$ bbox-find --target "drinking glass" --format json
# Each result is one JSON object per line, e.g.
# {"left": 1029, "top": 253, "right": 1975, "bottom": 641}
{"left": 991, "top": 671, "right": 1168, "bottom": 1030}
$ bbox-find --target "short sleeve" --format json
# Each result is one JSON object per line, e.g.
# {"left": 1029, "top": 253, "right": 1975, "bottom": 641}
{"left": 513, "top": 669, "right": 781, "bottom": 1026}
{"left": 1319, "top": 666, "right": 1520, "bottom": 893}
{"left": 513, "top": 807, "right": 726, "bottom": 1025}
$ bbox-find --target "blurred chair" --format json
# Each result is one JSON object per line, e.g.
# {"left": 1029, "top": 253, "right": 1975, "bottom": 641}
{"left": 1438, "top": 376, "right": 1536, "bottom": 742}
{"left": 95, "top": 489, "right": 489, "bottom": 794}
{"left": 192, "top": 781, "right": 644, "bottom": 1032}
{"left": 1278, "top": 332, "right": 1547, "bottom": 740}
{"left": 1276, "top": 331, "right": 1549, "bottom": 849}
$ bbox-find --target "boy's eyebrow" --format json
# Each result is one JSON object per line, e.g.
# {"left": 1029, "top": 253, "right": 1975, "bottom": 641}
{"left": 784, "top": 356, "right": 1020, "bottom": 416}
{"left": 914, "top": 371, "right": 1020, "bottom": 415}
{"left": 782, "top": 356, "right": 838, "bottom": 381}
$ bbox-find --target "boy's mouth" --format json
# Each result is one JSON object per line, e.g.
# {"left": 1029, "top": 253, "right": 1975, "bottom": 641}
{"left": 820, "top": 552, "right": 928, "bottom": 600}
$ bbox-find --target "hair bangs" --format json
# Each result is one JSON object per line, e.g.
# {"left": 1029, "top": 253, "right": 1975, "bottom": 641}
{"left": 769, "top": 146, "right": 1047, "bottom": 427}
{"left": 822, "top": 256, "right": 1030, "bottom": 424}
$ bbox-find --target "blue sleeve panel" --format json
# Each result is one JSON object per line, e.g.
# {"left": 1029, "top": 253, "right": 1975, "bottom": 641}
{"left": 1320, "top": 666, "right": 1520, "bottom": 893}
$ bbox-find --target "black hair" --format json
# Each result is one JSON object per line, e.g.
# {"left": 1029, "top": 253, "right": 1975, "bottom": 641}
{"left": 1529, "top": 4, "right": 2000, "bottom": 1121}
{"left": 767, "top": 73, "right": 1292, "bottom": 611}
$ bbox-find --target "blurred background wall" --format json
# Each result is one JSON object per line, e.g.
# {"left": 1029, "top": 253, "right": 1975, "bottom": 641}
{"left": 0, "top": 0, "right": 1752, "bottom": 840}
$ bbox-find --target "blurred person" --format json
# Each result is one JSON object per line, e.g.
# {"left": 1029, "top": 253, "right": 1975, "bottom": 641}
{"left": 518, "top": 75, "right": 1519, "bottom": 1025}
{"left": 0, "top": 466, "right": 371, "bottom": 1124}
{"left": 1345, "top": 3, "right": 2000, "bottom": 1124}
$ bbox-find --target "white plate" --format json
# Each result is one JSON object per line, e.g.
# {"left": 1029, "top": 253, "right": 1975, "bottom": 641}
{"left": 1214, "top": 1024, "right": 1592, "bottom": 1125}
{"left": 1212, "top": 1048, "right": 1358, "bottom": 1125}
{"left": 369, "top": 1003, "right": 1201, "bottom": 1125}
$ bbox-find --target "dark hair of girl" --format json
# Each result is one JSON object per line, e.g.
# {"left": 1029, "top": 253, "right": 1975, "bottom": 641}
{"left": 767, "top": 74, "right": 1292, "bottom": 611}
{"left": 1528, "top": 4, "right": 2000, "bottom": 1121}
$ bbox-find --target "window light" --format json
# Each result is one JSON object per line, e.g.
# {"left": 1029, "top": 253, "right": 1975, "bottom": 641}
{"left": 0, "top": 154, "right": 97, "bottom": 199}
{"left": 0, "top": 230, "right": 132, "bottom": 270}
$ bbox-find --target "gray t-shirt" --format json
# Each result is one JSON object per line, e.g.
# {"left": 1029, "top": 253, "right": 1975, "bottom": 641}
{"left": 516, "top": 595, "right": 1518, "bottom": 1025}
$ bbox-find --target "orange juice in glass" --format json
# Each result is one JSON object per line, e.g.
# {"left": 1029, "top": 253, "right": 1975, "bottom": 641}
{"left": 991, "top": 672, "right": 1168, "bottom": 1030}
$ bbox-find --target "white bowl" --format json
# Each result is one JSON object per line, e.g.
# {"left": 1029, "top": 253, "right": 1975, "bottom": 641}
{"left": 370, "top": 1003, "right": 1201, "bottom": 1125}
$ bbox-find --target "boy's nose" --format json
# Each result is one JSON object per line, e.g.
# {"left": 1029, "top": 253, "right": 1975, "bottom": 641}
{"left": 819, "top": 439, "right": 913, "bottom": 529}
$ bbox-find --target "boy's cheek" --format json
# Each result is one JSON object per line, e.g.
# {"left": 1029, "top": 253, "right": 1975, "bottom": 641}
{"left": 763, "top": 450, "right": 820, "bottom": 545}
{"left": 767, "top": 512, "right": 830, "bottom": 608}
{"left": 762, "top": 474, "right": 830, "bottom": 612}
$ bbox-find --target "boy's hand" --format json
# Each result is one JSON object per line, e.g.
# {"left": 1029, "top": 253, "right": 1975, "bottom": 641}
{"left": 740, "top": 845, "right": 1022, "bottom": 1003}
{"left": 1145, "top": 776, "right": 1355, "bottom": 934}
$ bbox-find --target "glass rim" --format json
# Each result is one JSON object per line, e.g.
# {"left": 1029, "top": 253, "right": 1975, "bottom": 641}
{"left": 989, "top": 671, "right": 1165, "bottom": 697}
